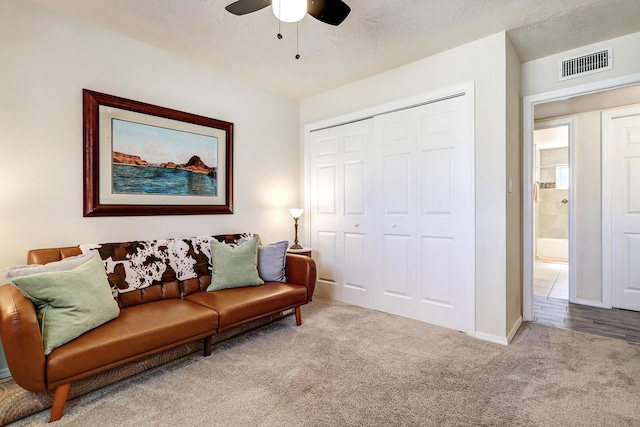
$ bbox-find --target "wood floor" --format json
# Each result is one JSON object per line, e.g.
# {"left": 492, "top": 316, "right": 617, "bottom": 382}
{"left": 533, "top": 296, "right": 640, "bottom": 343}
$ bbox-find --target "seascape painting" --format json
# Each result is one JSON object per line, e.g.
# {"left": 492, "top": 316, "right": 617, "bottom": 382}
{"left": 84, "top": 89, "right": 233, "bottom": 216}
{"left": 111, "top": 119, "right": 218, "bottom": 197}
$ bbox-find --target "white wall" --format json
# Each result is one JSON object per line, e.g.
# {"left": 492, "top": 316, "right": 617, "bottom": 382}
{"left": 522, "top": 32, "right": 640, "bottom": 97}
{"left": 505, "top": 36, "right": 522, "bottom": 336}
{"left": 572, "top": 112, "right": 602, "bottom": 302}
{"left": 300, "top": 32, "right": 511, "bottom": 340}
{"left": 0, "top": 0, "right": 302, "bottom": 262}
{"left": 0, "top": 0, "right": 300, "bottom": 375}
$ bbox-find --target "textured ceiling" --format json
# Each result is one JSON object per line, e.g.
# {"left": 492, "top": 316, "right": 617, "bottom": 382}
{"left": 29, "top": 0, "right": 640, "bottom": 100}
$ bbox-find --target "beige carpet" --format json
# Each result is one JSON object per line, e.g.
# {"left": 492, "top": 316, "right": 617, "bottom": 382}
{"left": 6, "top": 297, "right": 640, "bottom": 426}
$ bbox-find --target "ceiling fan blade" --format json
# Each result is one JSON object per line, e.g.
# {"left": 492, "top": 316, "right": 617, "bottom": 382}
{"left": 307, "top": 0, "right": 350, "bottom": 26}
{"left": 225, "top": 0, "right": 272, "bottom": 16}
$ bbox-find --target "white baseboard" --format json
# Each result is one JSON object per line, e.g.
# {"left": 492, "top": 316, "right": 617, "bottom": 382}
{"left": 314, "top": 281, "right": 338, "bottom": 300}
{"left": 507, "top": 316, "right": 523, "bottom": 344}
{"left": 474, "top": 316, "right": 523, "bottom": 346}
{"left": 475, "top": 331, "right": 509, "bottom": 346}
{"left": 0, "top": 368, "right": 10, "bottom": 380}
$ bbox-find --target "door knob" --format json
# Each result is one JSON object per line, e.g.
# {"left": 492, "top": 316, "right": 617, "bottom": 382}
{"left": 561, "top": 199, "right": 568, "bottom": 204}
{"left": 391, "top": 224, "right": 397, "bottom": 228}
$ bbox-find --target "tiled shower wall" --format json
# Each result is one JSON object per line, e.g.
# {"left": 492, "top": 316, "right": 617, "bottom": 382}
{"left": 537, "top": 147, "right": 569, "bottom": 239}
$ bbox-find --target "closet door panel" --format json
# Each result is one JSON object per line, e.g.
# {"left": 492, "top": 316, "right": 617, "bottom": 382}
{"left": 310, "top": 129, "right": 343, "bottom": 300}
{"left": 419, "top": 236, "right": 453, "bottom": 305}
{"left": 420, "top": 149, "right": 452, "bottom": 215}
{"left": 316, "top": 164, "right": 338, "bottom": 215}
{"left": 316, "top": 136, "right": 339, "bottom": 156}
{"left": 415, "top": 96, "right": 473, "bottom": 331}
{"left": 382, "top": 120, "right": 411, "bottom": 145}
{"left": 383, "top": 154, "right": 412, "bottom": 216}
{"left": 377, "top": 232, "right": 416, "bottom": 317}
{"left": 341, "top": 125, "right": 376, "bottom": 308}
{"left": 310, "top": 119, "right": 376, "bottom": 307}
{"left": 315, "top": 231, "right": 338, "bottom": 296}
{"left": 341, "top": 120, "right": 376, "bottom": 308}
{"left": 375, "top": 112, "right": 417, "bottom": 315}
{"left": 344, "top": 131, "right": 366, "bottom": 152}
{"left": 420, "top": 112, "right": 456, "bottom": 150}
{"left": 344, "top": 160, "right": 366, "bottom": 215}
{"left": 343, "top": 233, "right": 367, "bottom": 291}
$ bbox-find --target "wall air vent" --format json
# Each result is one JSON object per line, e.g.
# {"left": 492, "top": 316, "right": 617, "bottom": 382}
{"left": 558, "top": 47, "right": 612, "bottom": 81}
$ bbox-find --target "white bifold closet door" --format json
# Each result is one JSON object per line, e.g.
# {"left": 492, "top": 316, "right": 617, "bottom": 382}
{"left": 309, "top": 93, "right": 474, "bottom": 333}
{"left": 310, "top": 118, "right": 377, "bottom": 309}
{"left": 374, "top": 95, "right": 474, "bottom": 331}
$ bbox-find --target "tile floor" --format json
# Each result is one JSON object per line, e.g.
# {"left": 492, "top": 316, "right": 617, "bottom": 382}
{"left": 533, "top": 260, "right": 568, "bottom": 300}
{"left": 533, "top": 295, "right": 640, "bottom": 343}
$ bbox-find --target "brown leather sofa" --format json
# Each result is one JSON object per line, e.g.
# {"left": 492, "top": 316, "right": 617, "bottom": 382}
{"left": 0, "top": 241, "right": 316, "bottom": 422}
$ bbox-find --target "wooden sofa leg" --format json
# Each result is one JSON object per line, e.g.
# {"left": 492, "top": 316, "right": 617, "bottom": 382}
{"left": 50, "top": 383, "right": 71, "bottom": 422}
{"left": 295, "top": 306, "right": 302, "bottom": 326}
{"left": 204, "top": 335, "right": 212, "bottom": 357}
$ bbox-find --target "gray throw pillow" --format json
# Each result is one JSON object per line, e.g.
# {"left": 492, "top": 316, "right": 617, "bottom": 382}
{"left": 11, "top": 253, "right": 120, "bottom": 355}
{"left": 2, "top": 252, "right": 96, "bottom": 283}
{"left": 258, "top": 241, "right": 289, "bottom": 282}
{"left": 207, "top": 237, "right": 264, "bottom": 291}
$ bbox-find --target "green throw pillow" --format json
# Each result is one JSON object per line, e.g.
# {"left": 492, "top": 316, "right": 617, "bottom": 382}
{"left": 207, "top": 237, "right": 264, "bottom": 291}
{"left": 12, "top": 253, "right": 120, "bottom": 355}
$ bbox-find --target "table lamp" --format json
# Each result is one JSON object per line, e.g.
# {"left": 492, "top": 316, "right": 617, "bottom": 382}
{"left": 289, "top": 208, "right": 304, "bottom": 249}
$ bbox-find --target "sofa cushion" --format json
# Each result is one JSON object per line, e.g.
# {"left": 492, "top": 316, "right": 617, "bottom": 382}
{"left": 207, "top": 237, "right": 264, "bottom": 291}
{"left": 258, "top": 241, "right": 289, "bottom": 282}
{"left": 186, "top": 282, "right": 307, "bottom": 331}
{"left": 11, "top": 253, "right": 120, "bottom": 355}
{"left": 46, "top": 299, "right": 218, "bottom": 388}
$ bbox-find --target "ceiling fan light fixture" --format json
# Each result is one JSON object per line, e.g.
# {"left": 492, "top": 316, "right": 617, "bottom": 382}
{"left": 272, "top": 0, "right": 307, "bottom": 23}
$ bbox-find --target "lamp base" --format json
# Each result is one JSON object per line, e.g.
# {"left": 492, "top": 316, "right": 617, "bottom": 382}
{"left": 290, "top": 243, "right": 303, "bottom": 250}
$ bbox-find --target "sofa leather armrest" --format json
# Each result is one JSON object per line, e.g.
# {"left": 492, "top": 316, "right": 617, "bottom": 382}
{"left": 285, "top": 254, "right": 316, "bottom": 302}
{"left": 27, "top": 246, "right": 82, "bottom": 265}
{"left": 0, "top": 284, "right": 47, "bottom": 392}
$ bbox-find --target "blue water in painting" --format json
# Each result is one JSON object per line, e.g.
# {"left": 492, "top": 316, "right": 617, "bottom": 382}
{"left": 113, "top": 164, "right": 217, "bottom": 197}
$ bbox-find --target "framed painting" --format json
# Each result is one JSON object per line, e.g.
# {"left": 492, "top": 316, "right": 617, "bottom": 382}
{"left": 83, "top": 89, "right": 233, "bottom": 216}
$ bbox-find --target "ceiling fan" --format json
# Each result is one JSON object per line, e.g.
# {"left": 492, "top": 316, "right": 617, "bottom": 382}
{"left": 225, "top": 0, "right": 351, "bottom": 26}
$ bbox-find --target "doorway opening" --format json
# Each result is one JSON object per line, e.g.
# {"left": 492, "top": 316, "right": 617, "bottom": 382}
{"left": 523, "top": 73, "right": 640, "bottom": 324}
{"left": 533, "top": 124, "right": 570, "bottom": 301}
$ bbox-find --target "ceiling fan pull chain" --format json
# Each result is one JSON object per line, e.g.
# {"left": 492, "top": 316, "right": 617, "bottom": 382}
{"left": 277, "top": 13, "right": 283, "bottom": 38}
{"left": 276, "top": 0, "right": 283, "bottom": 39}
{"left": 295, "top": 21, "right": 300, "bottom": 59}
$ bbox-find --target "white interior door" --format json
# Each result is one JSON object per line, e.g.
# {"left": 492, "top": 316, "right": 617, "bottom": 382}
{"left": 374, "top": 95, "right": 474, "bottom": 330}
{"left": 309, "top": 119, "right": 376, "bottom": 309}
{"left": 604, "top": 104, "right": 640, "bottom": 311}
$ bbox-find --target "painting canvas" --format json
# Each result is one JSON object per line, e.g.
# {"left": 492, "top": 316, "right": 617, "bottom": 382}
{"left": 111, "top": 119, "right": 218, "bottom": 197}
{"left": 83, "top": 89, "right": 233, "bottom": 216}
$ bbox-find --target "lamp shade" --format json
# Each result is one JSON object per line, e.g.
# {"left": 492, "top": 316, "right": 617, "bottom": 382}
{"left": 289, "top": 208, "right": 304, "bottom": 219}
{"left": 272, "top": 0, "right": 307, "bottom": 23}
